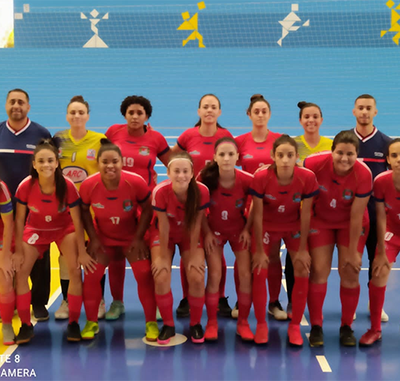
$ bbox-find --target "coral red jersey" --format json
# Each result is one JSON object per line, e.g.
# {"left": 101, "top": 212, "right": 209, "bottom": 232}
{"left": 0, "top": 181, "right": 13, "bottom": 241}
{"left": 304, "top": 152, "right": 372, "bottom": 228}
{"left": 80, "top": 170, "right": 151, "bottom": 246}
{"left": 373, "top": 170, "right": 400, "bottom": 236}
{"left": 106, "top": 123, "right": 169, "bottom": 190}
{"left": 235, "top": 131, "right": 281, "bottom": 174}
{"left": 177, "top": 127, "right": 233, "bottom": 177}
{"left": 15, "top": 176, "right": 80, "bottom": 231}
{"left": 152, "top": 180, "right": 210, "bottom": 235}
{"left": 250, "top": 165, "right": 319, "bottom": 231}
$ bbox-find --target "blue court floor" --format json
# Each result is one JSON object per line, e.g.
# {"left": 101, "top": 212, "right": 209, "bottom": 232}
{"left": 1, "top": 250, "right": 400, "bottom": 381}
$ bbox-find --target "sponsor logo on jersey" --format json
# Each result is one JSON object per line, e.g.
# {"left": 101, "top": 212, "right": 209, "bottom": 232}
{"left": 123, "top": 199, "right": 133, "bottom": 212}
{"left": 62, "top": 166, "right": 88, "bottom": 183}
{"left": 243, "top": 154, "right": 253, "bottom": 159}
{"left": 26, "top": 144, "right": 36, "bottom": 149}
{"left": 167, "top": 213, "right": 175, "bottom": 218}
{"left": 374, "top": 152, "right": 384, "bottom": 157}
{"left": 139, "top": 146, "right": 150, "bottom": 156}
{"left": 86, "top": 149, "right": 96, "bottom": 160}
{"left": 235, "top": 198, "right": 244, "bottom": 208}
{"left": 28, "top": 206, "right": 39, "bottom": 212}
{"left": 256, "top": 147, "right": 265, "bottom": 150}
{"left": 292, "top": 192, "right": 302, "bottom": 203}
{"left": 92, "top": 203, "right": 105, "bottom": 209}
{"left": 203, "top": 142, "right": 212, "bottom": 145}
{"left": 385, "top": 202, "right": 392, "bottom": 209}
{"left": 319, "top": 185, "right": 328, "bottom": 192}
{"left": 292, "top": 231, "right": 301, "bottom": 239}
{"left": 264, "top": 194, "right": 276, "bottom": 200}
{"left": 189, "top": 150, "right": 200, "bottom": 155}
{"left": 309, "top": 228, "right": 318, "bottom": 234}
{"left": 342, "top": 189, "right": 353, "bottom": 200}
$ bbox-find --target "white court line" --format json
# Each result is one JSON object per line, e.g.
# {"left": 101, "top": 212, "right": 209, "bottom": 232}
{"left": 316, "top": 355, "right": 332, "bottom": 372}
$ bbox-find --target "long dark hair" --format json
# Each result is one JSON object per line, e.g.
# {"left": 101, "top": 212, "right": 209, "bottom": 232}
{"left": 168, "top": 152, "right": 200, "bottom": 230}
{"left": 200, "top": 137, "right": 238, "bottom": 193}
{"left": 195, "top": 94, "right": 223, "bottom": 128}
{"left": 30, "top": 138, "right": 67, "bottom": 212}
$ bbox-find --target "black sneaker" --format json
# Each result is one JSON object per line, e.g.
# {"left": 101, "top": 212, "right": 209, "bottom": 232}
{"left": 190, "top": 324, "right": 204, "bottom": 344}
{"left": 176, "top": 298, "right": 190, "bottom": 318}
{"left": 16, "top": 324, "right": 34, "bottom": 344}
{"left": 67, "top": 321, "right": 81, "bottom": 342}
{"left": 33, "top": 305, "right": 49, "bottom": 322}
{"left": 309, "top": 325, "right": 324, "bottom": 347}
{"left": 218, "top": 297, "right": 232, "bottom": 318}
{"left": 157, "top": 325, "right": 176, "bottom": 345}
{"left": 340, "top": 325, "right": 356, "bottom": 347}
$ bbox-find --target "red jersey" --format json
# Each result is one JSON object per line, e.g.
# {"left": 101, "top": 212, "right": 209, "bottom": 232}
{"left": 235, "top": 131, "right": 281, "bottom": 174}
{"left": 105, "top": 123, "right": 170, "bottom": 189}
{"left": 152, "top": 180, "right": 210, "bottom": 234}
{"left": 304, "top": 152, "right": 372, "bottom": 228}
{"left": 373, "top": 171, "right": 400, "bottom": 236}
{"left": 177, "top": 127, "right": 233, "bottom": 177}
{"left": 0, "top": 181, "right": 13, "bottom": 241}
{"left": 80, "top": 170, "right": 151, "bottom": 246}
{"left": 15, "top": 176, "right": 80, "bottom": 231}
{"left": 250, "top": 165, "right": 319, "bottom": 231}
{"left": 201, "top": 169, "right": 253, "bottom": 234}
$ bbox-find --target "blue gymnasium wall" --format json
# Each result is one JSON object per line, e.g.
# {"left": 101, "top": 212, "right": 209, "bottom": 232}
{"left": 0, "top": 0, "right": 399, "bottom": 138}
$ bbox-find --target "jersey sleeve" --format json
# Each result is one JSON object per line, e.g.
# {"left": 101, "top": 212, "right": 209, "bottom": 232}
{"left": 177, "top": 129, "right": 190, "bottom": 151}
{"left": 249, "top": 170, "right": 266, "bottom": 199}
{"left": 79, "top": 177, "right": 92, "bottom": 206}
{"left": 65, "top": 178, "right": 81, "bottom": 208}
{"left": 355, "top": 162, "right": 373, "bottom": 198}
{"left": 15, "top": 177, "right": 31, "bottom": 205}
{"left": 154, "top": 131, "right": 170, "bottom": 158}
{"left": 131, "top": 175, "right": 151, "bottom": 203}
{"left": 372, "top": 174, "right": 386, "bottom": 202}
{"left": 301, "top": 168, "right": 320, "bottom": 199}
{"left": 0, "top": 182, "right": 13, "bottom": 215}
{"left": 198, "top": 182, "right": 210, "bottom": 210}
{"left": 152, "top": 183, "right": 168, "bottom": 212}
{"left": 105, "top": 125, "right": 116, "bottom": 140}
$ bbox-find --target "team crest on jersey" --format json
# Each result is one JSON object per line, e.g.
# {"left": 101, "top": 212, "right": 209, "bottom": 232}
{"left": 29, "top": 206, "right": 39, "bottom": 213}
{"left": 292, "top": 193, "right": 302, "bottom": 203}
{"left": 92, "top": 203, "right": 105, "bottom": 209}
{"left": 264, "top": 194, "right": 276, "bottom": 200}
{"left": 86, "top": 149, "right": 96, "bottom": 160}
{"left": 235, "top": 198, "right": 244, "bottom": 208}
{"left": 123, "top": 200, "right": 133, "bottom": 212}
{"left": 243, "top": 154, "right": 253, "bottom": 159}
{"left": 139, "top": 146, "right": 150, "bottom": 156}
{"left": 189, "top": 150, "right": 200, "bottom": 156}
{"left": 342, "top": 189, "right": 353, "bottom": 200}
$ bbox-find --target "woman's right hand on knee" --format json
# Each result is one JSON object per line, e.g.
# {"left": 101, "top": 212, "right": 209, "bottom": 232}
{"left": 12, "top": 251, "right": 24, "bottom": 273}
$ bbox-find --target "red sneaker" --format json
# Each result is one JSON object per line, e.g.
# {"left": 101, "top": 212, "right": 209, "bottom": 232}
{"left": 359, "top": 329, "right": 382, "bottom": 346}
{"left": 288, "top": 323, "right": 303, "bottom": 346}
{"left": 254, "top": 323, "right": 268, "bottom": 344}
{"left": 236, "top": 321, "right": 254, "bottom": 341}
{"left": 204, "top": 322, "right": 218, "bottom": 341}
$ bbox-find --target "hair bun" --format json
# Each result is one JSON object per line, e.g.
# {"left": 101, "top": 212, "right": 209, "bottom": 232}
{"left": 297, "top": 101, "right": 307, "bottom": 109}
{"left": 250, "top": 94, "right": 264, "bottom": 102}
{"left": 70, "top": 95, "right": 85, "bottom": 103}
{"left": 100, "top": 138, "right": 112, "bottom": 146}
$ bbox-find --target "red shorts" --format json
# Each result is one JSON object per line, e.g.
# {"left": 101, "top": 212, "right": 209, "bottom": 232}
{"left": 251, "top": 229, "right": 301, "bottom": 255}
{"left": 212, "top": 230, "right": 247, "bottom": 252}
{"left": 382, "top": 231, "right": 400, "bottom": 263}
{"left": 308, "top": 224, "right": 369, "bottom": 253}
{"left": 149, "top": 226, "right": 203, "bottom": 253}
{"left": 23, "top": 224, "right": 75, "bottom": 257}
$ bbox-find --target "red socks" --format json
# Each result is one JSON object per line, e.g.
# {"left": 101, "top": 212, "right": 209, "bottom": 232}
{"left": 180, "top": 259, "right": 189, "bottom": 299}
{"left": 267, "top": 262, "right": 282, "bottom": 302}
{"left": 108, "top": 259, "right": 125, "bottom": 302}
{"left": 219, "top": 255, "right": 227, "bottom": 298}
{"left": 369, "top": 283, "right": 386, "bottom": 332}
{"left": 252, "top": 268, "right": 268, "bottom": 323}
{"left": 340, "top": 285, "right": 360, "bottom": 327}
{"left": 307, "top": 282, "right": 327, "bottom": 327}
{"left": 205, "top": 291, "right": 219, "bottom": 323}
{"left": 188, "top": 295, "right": 205, "bottom": 326}
{"left": 17, "top": 291, "right": 31, "bottom": 325}
{"left": 156, "top": 291, "right": 174, "bottom": 326}
{"left": 234, "top": 260, "right": 240, "bottom": 296}
{"left": 68, "top": 293, "right": 83, "bottom": 324}
{"left": 238, "top": 290, "right": 252, "bottom": 323}
{"left": 83, "top": 263, "right": 106, "bottom": 322}
{"left": 0, "top": 290, "right": 15, "bottom": 324}
{"left": 291, "top": 277, "right": 308, "bottom": 325}
{"left": 131, "top": 260, "right": 157, "bottom": 322}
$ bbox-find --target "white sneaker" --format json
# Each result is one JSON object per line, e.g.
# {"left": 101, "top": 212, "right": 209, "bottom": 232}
{"left": 268, "top": 301, "right": 288, "bottom": 321}
{"left": 98, "top": 299, "right": 106, "bottom": 320}
{"left": 55, "top": 300, "right": 69, "bottom": 320}
{"left": 368, "top": 301, "right": 389, "bottom": 322}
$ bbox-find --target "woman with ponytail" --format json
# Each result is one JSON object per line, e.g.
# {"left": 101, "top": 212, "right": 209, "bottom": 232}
{"left": 199, "top": 137, "right": 254, "bottom": 342}
{"left": 150, "top": 152, "right": 210, "bottom": 344}
{"left": 13, "top": 139, "right": 94, "bottom": 344}
{"left": 79, "top": 139, "right": 158, "bottom": 341}
{"left": 171, "top": 94, "right": 234, "bottom": 320}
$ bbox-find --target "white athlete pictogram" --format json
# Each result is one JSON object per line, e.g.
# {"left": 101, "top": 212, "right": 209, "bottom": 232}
{"left": 81, "top": 9, "right": 109, "bottom": 48}
{"left": 277, "top": 4, "right": 310, "bottom": 47}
